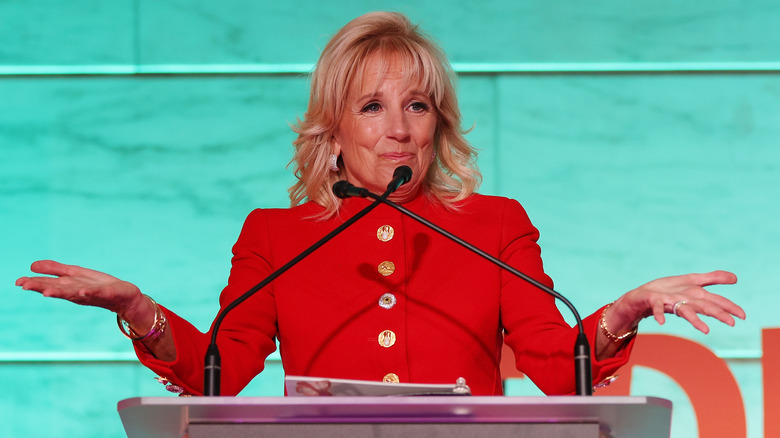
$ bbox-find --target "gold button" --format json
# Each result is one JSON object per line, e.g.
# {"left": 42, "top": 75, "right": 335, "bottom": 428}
{"left": 379, "top": 293, "right": 396, "bottom": 309}
{"left": 377, "top": 261, "right": 395, "bottom": 276}
{"left": 377, "top": 225, "right": 395, "bottom": 242}
{"left": 378, "top": 330, "right": 396, "bottom": 348}
{"left": 383, "top": 373, "right": 400, "bottom": 383}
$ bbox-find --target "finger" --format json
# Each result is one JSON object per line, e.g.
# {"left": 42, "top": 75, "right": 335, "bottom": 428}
{"left": 677, "top": 305, "right": 711, "bottom": 334}
{"left": 18, "top": 277, "right": 64, "bottom": 293}
{"left": 30, "top": 260, "right": 105, "bottom": 278}
{"left": 652, "top": 299, "right": 666, "bottom": 325}
{"left": 691, "top": 300, "right": 740, "bottom": 327}
{"left": 29, "top": 260, "right": 77, "bottom": 276}
{"left": 704, "top": 293, "right": 746, "bottom": 320}
{"left": 683, "top": 270, "right": 738, "bottom": 287}
{"left": 30, "top": 260, "right": 120, "bottom": 285}
{"left": 22, "top": 278, "right": 93, "bottom": 299}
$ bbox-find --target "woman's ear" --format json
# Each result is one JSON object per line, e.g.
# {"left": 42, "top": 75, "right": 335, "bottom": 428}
{"left": 331, "top": 136, "right": 342, "bottom": 156}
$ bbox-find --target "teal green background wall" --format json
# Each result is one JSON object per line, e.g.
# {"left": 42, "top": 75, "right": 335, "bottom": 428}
{"left": 2, "top": 1, "right": 778, "bottom": 437}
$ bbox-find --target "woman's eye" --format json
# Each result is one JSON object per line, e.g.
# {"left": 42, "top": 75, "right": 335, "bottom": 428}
{"left": 361, "top": 102, "right": 381, "bottom": 112}
{"left": 409, "top": 101, "right": 430, "bottom": 112}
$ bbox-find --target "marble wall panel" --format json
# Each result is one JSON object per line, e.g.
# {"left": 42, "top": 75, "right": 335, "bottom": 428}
{"left": 0, "top": 362, "right": 153, "bottom": 437}
{"left": 137, "top": 0, "right": 780, "bottom": 65}
{"left": 493, "top": 73, "right": 779, "bottom": 353}
{"left": 0, "top": 0, "right": 135, "bottom": 65}
{"left": 0, "top": 360, "right": 285, "bottom": 437}
{"left": 1, "top": 74, "right": 309, "bottom": 351}
{"left": 456, "top": 76, "right": 499, "bottom": 194}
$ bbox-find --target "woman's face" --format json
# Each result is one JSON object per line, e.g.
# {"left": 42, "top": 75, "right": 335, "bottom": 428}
{"left": 333, "top": 53, "right": 437, "bottom": 202}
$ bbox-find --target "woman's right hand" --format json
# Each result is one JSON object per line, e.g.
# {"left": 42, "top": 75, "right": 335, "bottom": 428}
{"left": 17, "top": 260, "right": 177, "bottom": 361}
{"left": 15, "top": 260, "right": 153, "bottom": 325}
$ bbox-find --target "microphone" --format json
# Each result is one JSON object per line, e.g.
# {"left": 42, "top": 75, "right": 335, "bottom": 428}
{"left": 334, "top": 166, "right": 413, "bottom": 199}
{"left": 361, "top": 189, "right": 594, "bottom": 396}
{"left": 333, "top": 181, "right": 369, "bottom": 199}
{"left": 387, "top": 165, "right": 412, "bottom": 193}
{"left": 202, "top": 167, "right": 411, "bottom": 395}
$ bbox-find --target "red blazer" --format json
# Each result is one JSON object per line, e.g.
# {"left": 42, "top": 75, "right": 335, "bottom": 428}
{"left": 136, "top": 193, "right": 632, "bottom": 395}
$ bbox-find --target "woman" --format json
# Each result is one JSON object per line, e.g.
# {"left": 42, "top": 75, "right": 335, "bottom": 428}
{"left": 15, "top": 12, "right": 744, "bottom": 396}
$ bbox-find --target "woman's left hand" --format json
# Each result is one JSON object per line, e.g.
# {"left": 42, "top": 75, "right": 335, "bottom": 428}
{"left": 606, "top": 270, "right": 745, "bottom": 336}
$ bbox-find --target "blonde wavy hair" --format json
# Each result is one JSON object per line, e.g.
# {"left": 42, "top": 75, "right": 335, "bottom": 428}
{"left": 289, "top": 11, "right": 481, "bottom": 216}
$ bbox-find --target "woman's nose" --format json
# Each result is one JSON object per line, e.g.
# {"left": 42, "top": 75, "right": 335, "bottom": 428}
{"left": 385, "top": 108, "right": 411, "bottom": 142}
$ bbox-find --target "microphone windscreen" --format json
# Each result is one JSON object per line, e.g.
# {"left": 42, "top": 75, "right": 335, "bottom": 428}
{"left": 393, "top": 166, "right": 413, "bottom": 184}
{"left": 333, "top": 181, "right": 352, "bottom": 199}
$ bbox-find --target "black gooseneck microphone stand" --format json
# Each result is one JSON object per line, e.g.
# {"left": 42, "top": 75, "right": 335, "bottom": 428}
{"left": 202, "top": 167, "right": 412, "bottom": 396}
{"left": 334, "top": 167, "right": 593, "bottom": 396}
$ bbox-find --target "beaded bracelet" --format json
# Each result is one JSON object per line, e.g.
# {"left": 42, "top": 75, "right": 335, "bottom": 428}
{"left": 599, "top": 303, "right": 637, "bottom": 343}
{"left": 117, "top": 295, "right": 167, "bottom": 342}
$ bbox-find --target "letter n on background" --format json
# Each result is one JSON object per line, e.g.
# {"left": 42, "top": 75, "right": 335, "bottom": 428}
{"left": 763, "top": 328, "right": 780, "bottom": 438}
{"left": 596, "top": 334, "right": 747, "bottom": 438}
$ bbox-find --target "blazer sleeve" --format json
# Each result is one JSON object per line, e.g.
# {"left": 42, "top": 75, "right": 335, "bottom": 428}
{"left": 497, "top": 198, "right": 634, "bottom": 395}
{"left": 134, "top": 209, "right": 279, "bottom": 396}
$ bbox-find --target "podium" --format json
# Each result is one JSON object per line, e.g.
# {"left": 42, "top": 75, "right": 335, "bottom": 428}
{"left": 118, "top": 396, "right": 671, "bottom": 438}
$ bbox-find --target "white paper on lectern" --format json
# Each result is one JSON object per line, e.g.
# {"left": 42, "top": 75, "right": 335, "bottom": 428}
{"left": 285, "top": 375, "right": 471, "bottom": 396}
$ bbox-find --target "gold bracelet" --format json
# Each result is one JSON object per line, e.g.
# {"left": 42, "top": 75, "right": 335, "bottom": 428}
{"left": 117, "top": 295, "right": 167, "bottom": 342}
{"left": 599, "top": 303, "right": 637, "bottom": 343}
